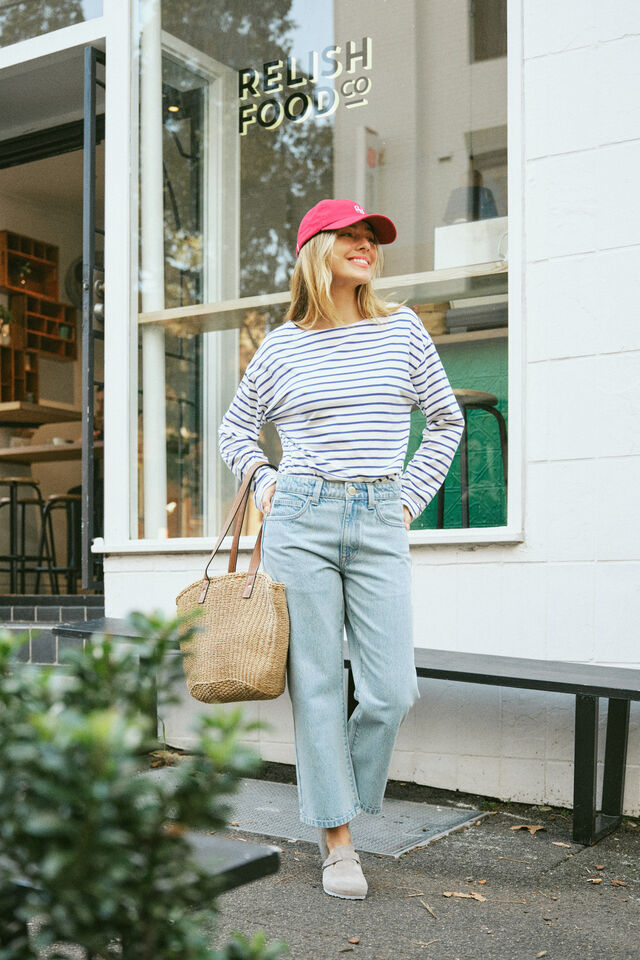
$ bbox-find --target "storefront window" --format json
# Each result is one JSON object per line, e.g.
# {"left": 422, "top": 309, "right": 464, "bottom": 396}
{"left": 0, "top": 1, "right": 103, "bottom": 46}
{"left": 136, "top": 0, "right": 508, "bottom": 539}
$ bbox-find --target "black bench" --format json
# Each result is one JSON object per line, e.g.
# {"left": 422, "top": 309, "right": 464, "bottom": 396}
{"left": 346, "top": 647, "right": 640, "bottom": 846}
{"left": 8, "top": 833, "right": 279, "bottom": 951}
{"left": 53, "top": 619, "right": 640, "bottom": 847}
{"left": 10, "top": 832, "right": 279, "bottom": 899}
{"left": 186, "top": 831, "right": 279, "bottom": 893}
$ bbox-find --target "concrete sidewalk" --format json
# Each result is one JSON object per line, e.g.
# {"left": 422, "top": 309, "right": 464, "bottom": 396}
{"left": 204, "top": 764, "right": 640, "bottom": 960}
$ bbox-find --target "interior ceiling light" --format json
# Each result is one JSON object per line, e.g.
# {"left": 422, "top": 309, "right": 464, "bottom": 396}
{"left": 168, "top": 105, "right": 180, "bottom": 112}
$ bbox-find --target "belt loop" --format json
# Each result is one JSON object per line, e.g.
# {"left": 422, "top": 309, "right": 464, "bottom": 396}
{"left": 312, "top": 477, "right": 323, "bottom": 504}
{"left": 367, "top": 483, "right": 376, "bottom": 509}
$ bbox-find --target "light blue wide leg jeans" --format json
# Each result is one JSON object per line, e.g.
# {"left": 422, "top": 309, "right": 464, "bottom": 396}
{"left": 261, "top": 474, "right": 420, "bottom": 828}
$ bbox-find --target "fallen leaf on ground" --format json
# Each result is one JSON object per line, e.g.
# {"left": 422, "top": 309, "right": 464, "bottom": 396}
{"left": 348, "top": 938, "right": 360, "bottom": 944}
{"left": 149, "top": 749, "right": 184, "bottom": 766}
{"left": 595, "top": 864, "right": 605, "bottom": 870}
{"left": 477, "top": 879, "right": 487, "bottom": 885}
{"left": 443, "top": 891, "right": 487, "bottom": 902}
{"left": 537, "top": 952, "right": 548, "bottom": 958}
{"left": 162, "top": 821, "right": 187, "bottom": 837}
{"left": 611, "top": 879, "right": 627, "bottom": 887}
{"left": 510, "top": 824, "right": 546, "bottom": 835}
{"left": 585, "top": 878, "right": 603, "bottom": 884}
{"left": 552, "top": 841, "right": 572, "bottom": 848}
{"left": 412, "top": 941, "right": 440, "bottom": 948}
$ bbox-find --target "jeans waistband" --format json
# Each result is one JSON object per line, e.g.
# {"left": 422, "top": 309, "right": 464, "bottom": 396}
{"left": 275, "top": 472, "right": 402, "bottom": 503}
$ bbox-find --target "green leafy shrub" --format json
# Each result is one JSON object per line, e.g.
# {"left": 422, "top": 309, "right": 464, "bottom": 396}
{"left": 0, "top": 611, "right": 288, "bottom": 960}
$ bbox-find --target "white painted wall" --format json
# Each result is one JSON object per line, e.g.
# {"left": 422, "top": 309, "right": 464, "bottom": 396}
{"left": 104, "top": 0, "right": 640, "bottom": 815}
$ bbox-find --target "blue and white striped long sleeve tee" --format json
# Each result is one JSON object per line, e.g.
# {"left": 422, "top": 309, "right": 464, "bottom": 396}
{"left": 218, "top": 306, "right": 465, "bottom": 518}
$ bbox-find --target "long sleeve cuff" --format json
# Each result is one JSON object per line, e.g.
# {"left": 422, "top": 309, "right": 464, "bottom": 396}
{"left": 400, "top": 490, "right": 420, "bottom": 520}
{"left": 253, "top": 465, "right": 278, "bottom": 512}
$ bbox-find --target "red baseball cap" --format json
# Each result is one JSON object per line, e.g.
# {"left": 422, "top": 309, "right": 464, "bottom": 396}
{"left": 296, "top": 198, "right": 397, "bottom": 256}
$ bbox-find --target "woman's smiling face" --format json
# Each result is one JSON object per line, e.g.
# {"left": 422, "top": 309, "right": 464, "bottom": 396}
{"left": 329, "top": 221, "right": 378, "bottom": 287}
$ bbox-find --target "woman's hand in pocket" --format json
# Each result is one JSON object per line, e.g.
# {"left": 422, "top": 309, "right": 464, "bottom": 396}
{"left": 262, "top": 482, "right": 277, "bottom": 515}
{"left": 403, "top": 505, "right": 412, "bottom": 531}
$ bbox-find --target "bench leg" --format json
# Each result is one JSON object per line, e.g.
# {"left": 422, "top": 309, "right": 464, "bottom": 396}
{"left": 601, "top": 697, "right": 630, "bottom": 819}
{"left": 573, "top": 695, "right": 629, "bottom": 845}
{"left": 573, "top": 694, "right": 598, "bottom": 845}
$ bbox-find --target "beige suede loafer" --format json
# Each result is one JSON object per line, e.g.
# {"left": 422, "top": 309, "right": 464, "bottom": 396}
{"left": 322, "top": 843, "right": 368, "bottom": 900}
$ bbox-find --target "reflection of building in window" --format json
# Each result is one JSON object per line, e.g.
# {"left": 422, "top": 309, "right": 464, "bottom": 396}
{"left": 443, "top": 170, "right": 498, "bottom": 224}
{"left": 470, "top": 0, "right": 507, "bottom": 62}
{"left": 467, "top": 125, "right": 508, "bottom": 218}
{"left": 0, "top": 0, "right": 103, "bottom": 47}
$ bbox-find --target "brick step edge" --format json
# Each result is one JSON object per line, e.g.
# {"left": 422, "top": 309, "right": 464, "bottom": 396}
{"left": 2, "top": 605, "right": 105, "bottom": 665}
{"left": 0, "top": 604, "right": 105, "bottom": 625}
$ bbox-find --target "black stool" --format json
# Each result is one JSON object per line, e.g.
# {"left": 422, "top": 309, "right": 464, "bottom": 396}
{"left": 436, "top": 389, "right": 508, "bottom": 528}
{"left": 35, "top": 494, "right": 82, "bottom": 595}
{"left": 0, "top": 478, "right": 57, "bottom": 593}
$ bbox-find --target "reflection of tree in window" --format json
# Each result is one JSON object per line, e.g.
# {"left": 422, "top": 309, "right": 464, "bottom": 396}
{"left": 161, "top": 0, "right": 333, "bottom": 301}
{"left": 0, "top": 0, "right": 87, "bottom": 45}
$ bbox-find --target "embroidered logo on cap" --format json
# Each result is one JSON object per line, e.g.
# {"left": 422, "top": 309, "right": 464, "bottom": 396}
{"left": 354, "top": 204, "right": 365, "bottom": 214}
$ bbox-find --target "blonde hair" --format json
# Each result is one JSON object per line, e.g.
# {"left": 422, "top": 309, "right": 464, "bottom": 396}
{"left": 285, "top": 230, "right": 396, "bottom": 329}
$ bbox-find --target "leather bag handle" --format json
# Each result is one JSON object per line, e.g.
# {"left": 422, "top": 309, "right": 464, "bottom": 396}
{"left": 198, "top": 461, "right": 274, "bottom": 603}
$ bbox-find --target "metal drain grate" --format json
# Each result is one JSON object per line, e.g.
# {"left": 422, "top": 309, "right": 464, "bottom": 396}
{"left": 226, "top": 778, "right": 487, "bottom": 859}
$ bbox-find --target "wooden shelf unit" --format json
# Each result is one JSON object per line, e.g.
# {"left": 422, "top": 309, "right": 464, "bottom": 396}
{"left": 10, "top": 292, "right": 76, "bottom": 361}
{"left": 0, "top": 230, "right": 59, "bottom": 300}
{"left": 0, "top": 345, "right": 39, "bottom": 403}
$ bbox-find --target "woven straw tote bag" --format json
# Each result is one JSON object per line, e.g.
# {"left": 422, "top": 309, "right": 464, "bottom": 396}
{"left": 176, "top": 462, "right": 289, "bottom": 703}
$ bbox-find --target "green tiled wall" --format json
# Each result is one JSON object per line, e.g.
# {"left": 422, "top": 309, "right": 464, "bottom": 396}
{"left": 405, "top": 337, "right": 508, "bottom": 529}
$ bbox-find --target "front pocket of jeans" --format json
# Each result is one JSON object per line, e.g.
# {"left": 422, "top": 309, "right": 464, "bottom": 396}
{"left": 268, "top": 492, "right": 312, "bottom": 520}
{"left": 374, "top": 499, "right": 405, "bottom": 527}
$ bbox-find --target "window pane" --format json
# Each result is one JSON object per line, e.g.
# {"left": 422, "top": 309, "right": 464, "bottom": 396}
{"left": 136, "top": 0, "right": 508, "bottom": 539}
{"left": 471, "top": 0, "right": 507, "bottom": 62}
{"left": 0, "top": 1, "right": 103, "bottom": 47}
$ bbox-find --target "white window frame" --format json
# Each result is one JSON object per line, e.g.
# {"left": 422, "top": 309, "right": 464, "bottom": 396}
{"left": 158, "top": 31, "right": 240, "bottom": 538}
{"left": 0, "top": 13, "right": 105, "bottom": 71}
{"left": 96, "top": 0, "right": 524, "bottom": 555}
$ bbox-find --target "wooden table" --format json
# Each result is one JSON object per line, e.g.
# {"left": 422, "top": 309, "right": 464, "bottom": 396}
{"left": 0, "top": 440, "right": 103, "bottom": 463}
{"left": 0, "top": 402, "right": 82, "bottom": 426}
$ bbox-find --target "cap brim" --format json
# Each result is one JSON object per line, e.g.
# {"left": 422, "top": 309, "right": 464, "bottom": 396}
{"left": 325, "top": 212, "right": 397, "bottom": 245}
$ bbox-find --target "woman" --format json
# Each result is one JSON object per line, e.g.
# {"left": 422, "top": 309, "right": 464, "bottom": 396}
{"left": 219, "top": 198, "right": 464, "bottom": 900}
